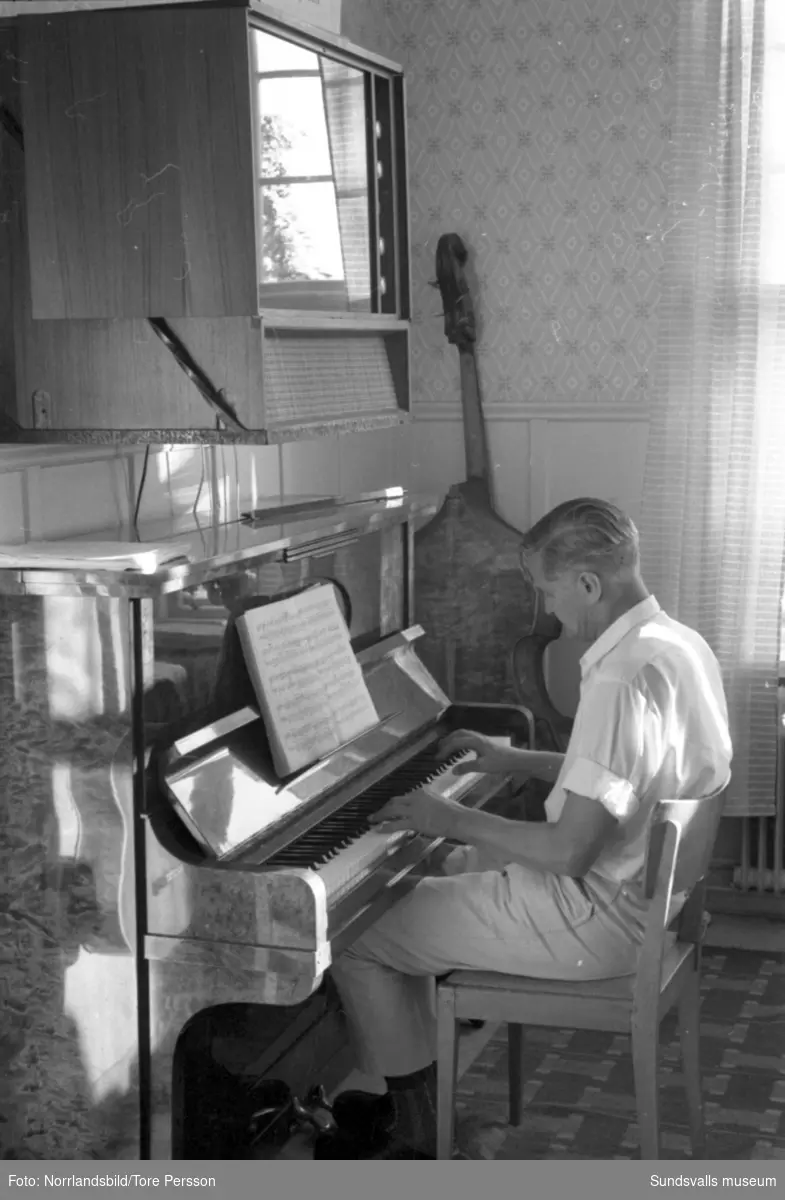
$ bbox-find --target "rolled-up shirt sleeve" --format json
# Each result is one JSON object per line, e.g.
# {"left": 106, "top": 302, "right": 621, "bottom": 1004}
{"left": 560, "top": 680, "right": 648, "bottom": 822}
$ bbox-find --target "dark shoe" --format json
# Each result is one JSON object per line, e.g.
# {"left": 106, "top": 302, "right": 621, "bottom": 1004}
{"left": 376, "top": 1139, "right": 434, "bottom": 1160}
{"left": 313, "top": 1129, "right": 433, "bottom": 1160}
{"left": 313, "top": 1127, "right": 391, "bottom": 1159}
{"left": 329, "top": 1089, "right": 396, "bottom": 1141}
{"left": 314, "top": 1088, "right": 436, "bottom": 1159}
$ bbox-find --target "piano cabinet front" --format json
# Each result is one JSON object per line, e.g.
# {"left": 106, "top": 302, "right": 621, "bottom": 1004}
{"left": 145, "top": 950, "right": 333, "bottom": 1159}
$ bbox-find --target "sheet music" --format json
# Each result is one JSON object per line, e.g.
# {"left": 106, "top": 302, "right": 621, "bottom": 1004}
{"left": 236, "top": 584, "right": 379, "bottom": 775}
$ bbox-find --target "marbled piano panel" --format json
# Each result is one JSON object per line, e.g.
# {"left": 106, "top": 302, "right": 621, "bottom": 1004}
{"left": 0, "top": 595, "right": 140, "bottom": 1159}
{"left": 145, "top": 825, "right": 326, "bottom": 952}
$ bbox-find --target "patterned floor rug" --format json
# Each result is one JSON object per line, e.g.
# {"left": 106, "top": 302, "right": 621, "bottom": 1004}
{"left": 454, "top": 948, "right": 785, "bottom": 1160}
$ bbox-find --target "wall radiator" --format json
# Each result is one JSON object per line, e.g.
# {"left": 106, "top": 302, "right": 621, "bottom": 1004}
{"left": 714, "top": 685, "right": 785, "bottom": 913}
{"left": 734, "top": 814, "right": 784, "bottom": 896}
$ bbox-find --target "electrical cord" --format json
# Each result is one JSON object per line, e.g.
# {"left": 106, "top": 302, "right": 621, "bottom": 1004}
{"left": 132, "top": 444, "right": 151, "bottom": 541}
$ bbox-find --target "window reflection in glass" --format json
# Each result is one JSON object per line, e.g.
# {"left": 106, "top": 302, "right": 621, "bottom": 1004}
{"left": 252, "top": 29, "right": 372, "bottom": 311}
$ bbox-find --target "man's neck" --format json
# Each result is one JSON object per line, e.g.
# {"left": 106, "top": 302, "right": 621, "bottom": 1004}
{"left": 593, "top": 580, "right": 650, "bottom": 640}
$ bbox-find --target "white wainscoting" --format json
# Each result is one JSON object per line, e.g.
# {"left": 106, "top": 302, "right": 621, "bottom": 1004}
{"left": 0, "top": 428, "right": 413, "bottom": 543}
{"left": 0, "top": 446, "right": 283, "bottom": 543}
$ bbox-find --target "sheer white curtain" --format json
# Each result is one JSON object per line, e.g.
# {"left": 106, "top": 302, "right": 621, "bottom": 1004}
{"left": 639, "top": 0, "right": 785, "bottom": 816}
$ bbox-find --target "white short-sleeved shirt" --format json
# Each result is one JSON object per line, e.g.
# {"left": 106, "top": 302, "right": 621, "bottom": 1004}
{"left": 545, "top": 595, "right": 732, "bottom": 889}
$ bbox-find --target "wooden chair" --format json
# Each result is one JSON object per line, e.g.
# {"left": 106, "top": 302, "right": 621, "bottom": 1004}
{"left": 436, "top": 788, "right": 728, "bottom": 1160}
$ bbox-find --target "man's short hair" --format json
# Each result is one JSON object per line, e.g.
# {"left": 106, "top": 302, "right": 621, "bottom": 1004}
{"left": 521, "top": 498, "right": 640, "bottom": 579}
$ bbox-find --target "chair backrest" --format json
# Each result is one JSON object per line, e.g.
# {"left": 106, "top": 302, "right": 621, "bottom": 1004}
{"left": 633, "top": 784, "right": 728, "bottom": 1010}
{"left": 642, "top": 788, "right": 728, "bottom": 903}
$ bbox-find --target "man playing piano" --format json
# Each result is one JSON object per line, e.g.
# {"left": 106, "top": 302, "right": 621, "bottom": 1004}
{"left": 329, "top": 498, "right": 732, "bottom": 1159}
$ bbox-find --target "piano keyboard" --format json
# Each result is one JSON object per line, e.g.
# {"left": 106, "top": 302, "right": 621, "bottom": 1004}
{"left": 264, "top": 747, "right": 478, "bottom": 899}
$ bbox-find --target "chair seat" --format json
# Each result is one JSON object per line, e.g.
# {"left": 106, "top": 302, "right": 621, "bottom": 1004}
{"left": 445, "top": 968, "right": 636, "bottom": 1000}
{"left": 445, "top": 938, "right": 693, "bottom": 1004}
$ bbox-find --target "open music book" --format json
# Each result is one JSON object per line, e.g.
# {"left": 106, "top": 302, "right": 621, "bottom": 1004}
{"left": 236, "top": 583, "right": 380, "bottom": 777}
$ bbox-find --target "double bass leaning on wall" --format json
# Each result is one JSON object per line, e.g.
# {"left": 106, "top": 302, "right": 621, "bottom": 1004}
{"left": 412, "top": 233, "right": 571, "bottom": 757}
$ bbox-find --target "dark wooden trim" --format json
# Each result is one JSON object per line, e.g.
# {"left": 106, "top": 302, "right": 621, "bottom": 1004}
{"left": 393, "top": 75, "right": 411, "bottom": 322}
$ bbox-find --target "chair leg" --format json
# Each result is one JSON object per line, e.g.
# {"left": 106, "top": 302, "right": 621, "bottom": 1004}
{"left": 678, "top": 969, "right": 706, "bottom": 1159}
{"left": 631, "top": 1023, "right": 660, "bottom": 1160}
{"left": 507, "top": 1024, "right": 524, "bottom": 1126}
{"left": 436, "top": 986, "right": 459, "bottom": 1160}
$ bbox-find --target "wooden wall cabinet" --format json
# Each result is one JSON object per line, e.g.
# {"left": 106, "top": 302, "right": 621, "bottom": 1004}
{"left": 0, "top": 1, "right": 411, "bottom": 442}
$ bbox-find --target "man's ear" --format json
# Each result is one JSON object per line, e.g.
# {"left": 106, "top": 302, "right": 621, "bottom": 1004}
{"left": 578, "top": 571, "right": 602, "bottom": 601}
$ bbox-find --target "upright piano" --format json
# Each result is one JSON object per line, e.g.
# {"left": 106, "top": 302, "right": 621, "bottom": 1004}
{"left": 0, "top": 490, "right": 547, "bottom": 1160}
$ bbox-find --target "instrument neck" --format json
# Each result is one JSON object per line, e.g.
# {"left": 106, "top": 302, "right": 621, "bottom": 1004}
{"left": 458, "top": 346, "right": 491, "bottom": 488}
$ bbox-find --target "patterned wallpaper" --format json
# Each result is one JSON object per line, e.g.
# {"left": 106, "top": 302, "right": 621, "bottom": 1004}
{"left": 341, "top": 0, "right": 391, "bottom": 56}
{"left": 379, "top": 0, "right": 677, "bottom": 412}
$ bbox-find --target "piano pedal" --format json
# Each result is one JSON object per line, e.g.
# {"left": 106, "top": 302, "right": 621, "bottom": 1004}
{"left": 303, "top": 1083, "right": 333, "bottom": 1113}
{"left": 292, "top": 1089, "right": 337, "bottom": 1135}
{"left": 249, "top": 1100, "right": 338, "bottom": 1153}
{"left": 248, "top": 1080, "right": 299, "bottom": 1155}
{"left": 248, "top": 1106, "right": 297, "bottom": 1155}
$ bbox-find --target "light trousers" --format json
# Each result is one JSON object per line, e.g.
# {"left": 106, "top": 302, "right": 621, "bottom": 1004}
{"left": 331, "top": 845, "right": 648, "bottom": 1079}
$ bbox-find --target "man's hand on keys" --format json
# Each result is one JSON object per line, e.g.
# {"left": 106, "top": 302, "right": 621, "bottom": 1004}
{"left": 438, "top": 729, "right": 513, "bottom": 775}
{"left": 369, "top": 787, "right": 465, "bottom": 839}
{"left": 369, "top": 730, "right": 515, "bottom": 837}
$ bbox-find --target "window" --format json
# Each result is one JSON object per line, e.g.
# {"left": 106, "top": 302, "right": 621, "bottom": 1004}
{"left": 250, "top": 27, "right": 406, "bottom": 317}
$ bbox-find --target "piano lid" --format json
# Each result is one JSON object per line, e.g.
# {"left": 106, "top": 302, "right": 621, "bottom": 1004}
{"left": 0, "top": 489, "right": 439, "bottom": 599}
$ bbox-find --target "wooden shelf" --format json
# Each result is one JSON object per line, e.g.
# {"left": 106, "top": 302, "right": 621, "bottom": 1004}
{"left": 1, "top": 413, "right": 410, "bottom": 446}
